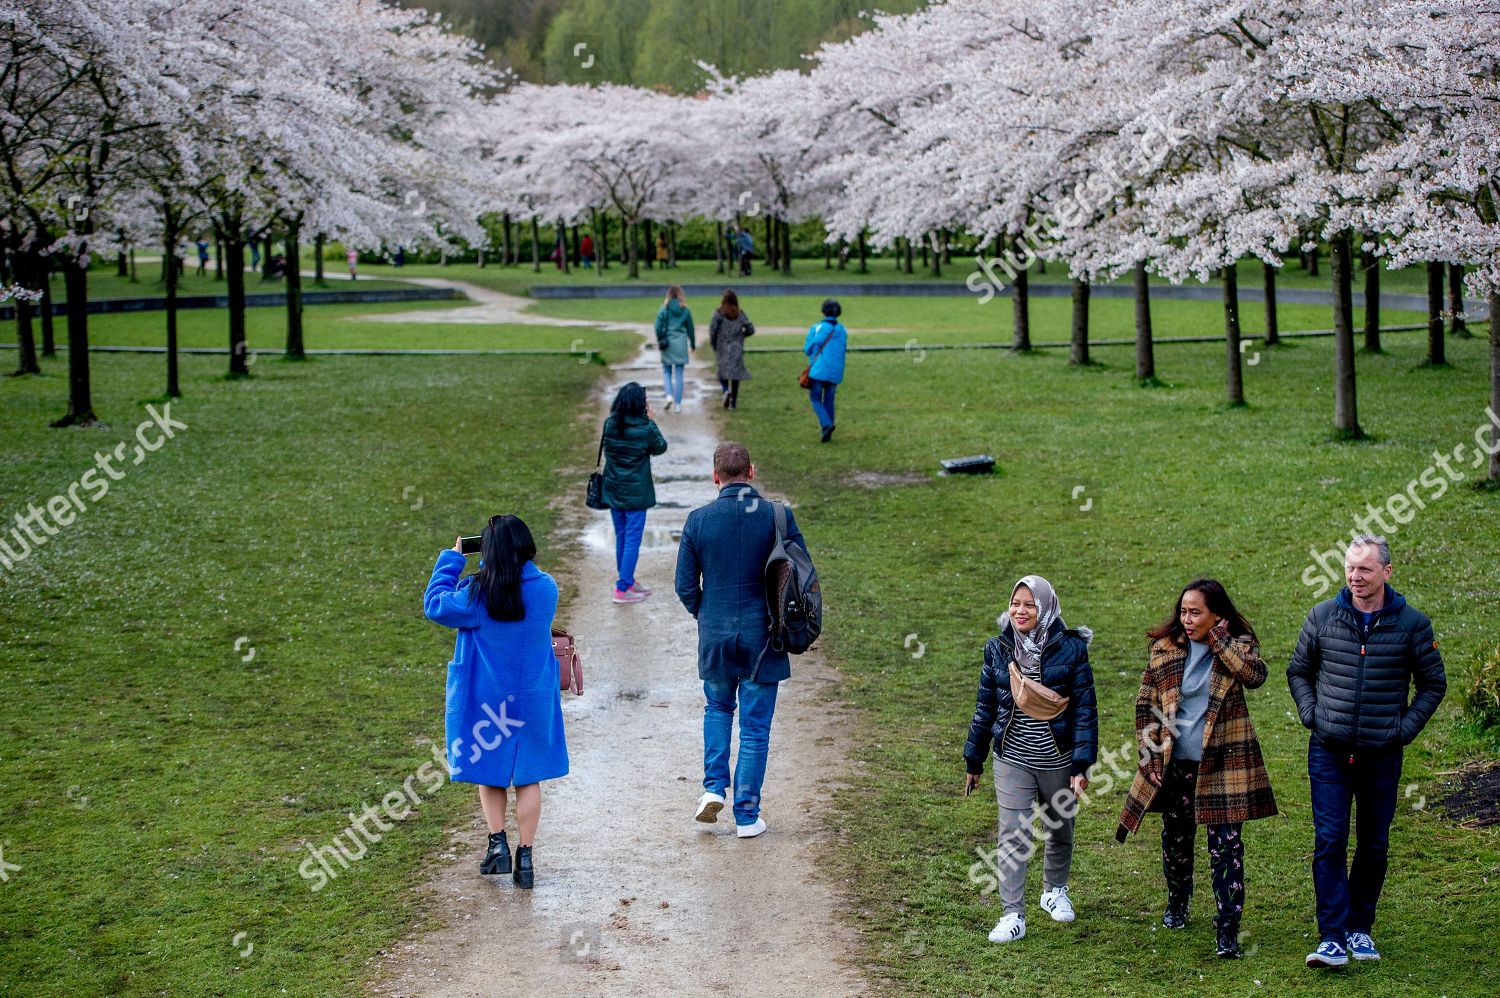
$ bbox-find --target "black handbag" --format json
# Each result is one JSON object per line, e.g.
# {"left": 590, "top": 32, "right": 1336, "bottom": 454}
{"left": 585, "top": 429, "right": 608, "bottom": 510}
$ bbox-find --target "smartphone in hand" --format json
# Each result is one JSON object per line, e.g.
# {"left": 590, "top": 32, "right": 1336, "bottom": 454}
{"left": 459, "top": 535, "right": 483, "bottom": 555}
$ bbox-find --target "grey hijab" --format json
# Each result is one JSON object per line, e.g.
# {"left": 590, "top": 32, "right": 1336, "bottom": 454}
{"left": 1006, "top": 575, "right": 1061, "bottom": 675}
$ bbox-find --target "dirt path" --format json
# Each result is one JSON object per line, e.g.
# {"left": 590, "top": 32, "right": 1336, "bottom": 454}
{"left": 369, "top": 339, "right": 869, "bottom": 998}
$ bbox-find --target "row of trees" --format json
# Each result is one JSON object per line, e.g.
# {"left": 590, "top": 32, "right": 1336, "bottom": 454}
{"left": 2, "top": 0, "right": 496, "bottom": 421}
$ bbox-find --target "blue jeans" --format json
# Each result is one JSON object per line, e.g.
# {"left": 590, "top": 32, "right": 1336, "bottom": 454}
{"left": 661, "top": 363, "right": 685, "bottom": 406}
{"left": 610, "top": 508, "right": 647, "bottom": 591}
{"left": 808, "top": 378, "right": 836, "bottom": 429}
{"left": 1307, "top": 734, "right": 1403, "bottom": 942}
{"left": 703, "top": 675, "right": 779, "bottom": 825}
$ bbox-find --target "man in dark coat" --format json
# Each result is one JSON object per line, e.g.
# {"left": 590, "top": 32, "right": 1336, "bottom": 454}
{"left": 675, "top": 441, "right": 807, "bottom": 838}
{"left": 1287, "top": 535, "right": 1446, "bottom": 968}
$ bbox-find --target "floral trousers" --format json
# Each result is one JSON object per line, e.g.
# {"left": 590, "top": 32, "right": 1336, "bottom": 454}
{"left": 1160, "top": 759, "right": 1245, "bottom": 932}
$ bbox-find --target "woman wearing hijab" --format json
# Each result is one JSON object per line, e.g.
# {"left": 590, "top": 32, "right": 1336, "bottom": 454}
{"left": 709, "top": 289, "right": 754, "bottom": 409}
{"left": 1116, "top": 578, "right": 1276, "bottom": 959}
{"left": 964, "top": 576, "right": 1098, "bottom": 943}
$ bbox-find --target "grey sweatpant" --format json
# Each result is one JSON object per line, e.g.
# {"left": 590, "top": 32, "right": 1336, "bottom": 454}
{"left": 993, "top": 758, "right": 1077, "bottom": 915}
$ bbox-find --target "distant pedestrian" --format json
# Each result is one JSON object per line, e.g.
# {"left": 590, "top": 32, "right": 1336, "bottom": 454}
{"left": 1287, "top": 536, "right": 1445, "bottom": 969}
{"left": 250, "top": 241, "right": 261, "bottom": 271}
{"left": 675, "top": 441, "right": 811, "bottom": 838}
{"left": 709, "top": 289, "right": 754, "bottom": 410}
{"left": 423, "top": 514, "right": 569, "bottom": 890}
{"left": 346, "top": 248, "right": 358, "bottom": 280}
{"left": 195, "top": 239, "right": 210, "bottom": 277}
{"left": 656, "top": 232, "right": 670, "bottom": 268}
{"left": 393, "top": 245, "right": 405, "bottom": 268}
{"left": 802, "top": 299, "right": 847, "bottom": 442}
{"left": 580, "top": 233, "right": 595, "bottom": 269}
{"left": 737, "top": 228, "right": 754, "bottom": 276}
{"left": 601, "top": 382, "right": 667, "bottom": 604}
{"left": 654, "top": 285, "right": 695, "bottom": 413}
{"left": 1117, "top": 578, "right": 1277, "bottom": 960}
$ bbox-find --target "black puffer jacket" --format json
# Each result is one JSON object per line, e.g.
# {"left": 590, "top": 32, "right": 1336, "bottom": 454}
{"left": 1287, "top": 585, "right": 1446, "bottom": 749}
{"left": 963, "top": 618, "right": 1098, "bottom": 777}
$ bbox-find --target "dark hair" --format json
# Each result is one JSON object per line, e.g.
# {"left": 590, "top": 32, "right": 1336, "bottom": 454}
{"left": 720, "top": 289, "right": 740, "bottom": 321}
{"left": 714, "top": 441, "right": 751, "bottom": 481}
{"left": 821, "top": 298, "right": 841, "bottom": 318}
{"left": 470, "top": 514, "right": 537, "bottom": 622}
{"left": 1146, "top": 577, "right": 1257, "bottom": 646}
{"left": 610, "top": 381, "right": 648, "bottom": 419}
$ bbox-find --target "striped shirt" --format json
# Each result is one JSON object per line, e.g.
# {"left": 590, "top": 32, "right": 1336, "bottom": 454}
{"left": 999, "top": 710, "right": 1069, "bottom": 771}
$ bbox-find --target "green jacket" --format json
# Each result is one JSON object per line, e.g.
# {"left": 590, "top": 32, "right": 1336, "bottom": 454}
{"left": 602, "top": 413, "right": 668, "bottom": 510}
{"left": 655, "top": 300, "right": 695, "bottom": 365}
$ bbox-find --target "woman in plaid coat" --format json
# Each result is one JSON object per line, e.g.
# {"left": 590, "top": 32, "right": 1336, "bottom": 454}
{"left": 1116, "top": 578, "right": 1277, "bottom": 959}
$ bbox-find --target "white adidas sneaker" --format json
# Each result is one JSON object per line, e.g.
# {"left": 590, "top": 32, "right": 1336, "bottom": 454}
{"left": 694, "top": 791, "right": 726, "bottom": 823}
{"left": 988, "top": 913, "right": 1026, "bottom": 943}
{"left": 1040, "top": 885, "right": 1076, "bottom": 922}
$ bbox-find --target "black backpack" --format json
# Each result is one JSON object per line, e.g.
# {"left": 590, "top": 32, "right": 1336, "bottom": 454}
{"left": 761, "top": 501, "right": 822, "bottom": 660}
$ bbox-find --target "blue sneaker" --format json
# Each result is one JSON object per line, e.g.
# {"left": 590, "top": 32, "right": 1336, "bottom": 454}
{"left": 1346, "top": 932, "right": 1381, "bottom": 961}
{"left": 1307, "top": 939, "right": 1349, "bottom": 968}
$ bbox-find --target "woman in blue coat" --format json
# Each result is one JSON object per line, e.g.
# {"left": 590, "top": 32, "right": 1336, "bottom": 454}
{"left": 424, "top": 514, "right": 568, "bottom": 889}
{"left": 803, "top": 298, "right": 848, "bottom": 442}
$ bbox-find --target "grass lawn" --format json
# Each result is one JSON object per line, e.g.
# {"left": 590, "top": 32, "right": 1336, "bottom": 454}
{"left": 0, "top": 347, "right": 611, "bottom": 996}
{"left": 721, "top": 332, "right": 1500, "bottom": 996}
{"left": 42, "top": 264, "right": 411, "bottom": 302}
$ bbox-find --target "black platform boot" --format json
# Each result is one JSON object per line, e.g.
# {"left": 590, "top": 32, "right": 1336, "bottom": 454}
{"left": 480, "top": 831, "right": 511, "bottom": 875}
{"left": 512, "top": 844, "right": 534, "bottom": 889}
{"left": 1162, "top": 897, "right": 1190, "bottom": 929}
{"left": 1216, "top": 923, "right": 1243, "bottom": 959}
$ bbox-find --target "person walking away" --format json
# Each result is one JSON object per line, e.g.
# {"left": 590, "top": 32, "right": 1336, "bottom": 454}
{"left": 803, "top": 299, "right": 848, "bottom": 443}
{"left": 675, "top": 442, "right": 810, "bottom": 838}
{"left": 195, "top": 239, "right": 210, "bottom": 278}
{"left": 1287, "top": 535, "right": 1445, "bottom": 968}
{"left": 656, "top": 232, "right": 670, "bottom": 268}
{"left": 1117, "top": 579, "right": 1278, "bottom": 959}
{"left": 600, "top": 382, "right": 668, "bottom": 604}
{"left": 709, "top": 289, "right": 755, "bottom": 410}
{"left": 964, "top": 576, "right": 1097, "bottom": 944}
{"left": 424, "top": 514, "right": 569, "bottom": 889}
{"left": 654, "top": 285, "right": 695, "bottom": 413}
{"left": 738, "top": 228, "right": 754, "bottom": 277}
{"left": 580, "top": 233, "right": 595, "bottom": 269}
{"left": 346, "top": 247, "right": 358, "bottom": 280}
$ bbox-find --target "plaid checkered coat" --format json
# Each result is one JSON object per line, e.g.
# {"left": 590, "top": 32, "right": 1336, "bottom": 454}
{"left": 1116, "top": 630, "right": 1278, "bottom": 840}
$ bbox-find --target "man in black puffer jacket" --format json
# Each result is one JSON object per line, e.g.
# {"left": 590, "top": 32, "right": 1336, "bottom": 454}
{"left": 1287, "top": 536, "right": 1446, "bottom": 969}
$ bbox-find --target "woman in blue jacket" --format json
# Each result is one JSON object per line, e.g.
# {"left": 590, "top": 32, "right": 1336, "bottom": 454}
{"left": 424, "top": 514, "right": 568, "bottom": 889}
{"left": 803, "top": 299, "right": 847, "bottom": 442}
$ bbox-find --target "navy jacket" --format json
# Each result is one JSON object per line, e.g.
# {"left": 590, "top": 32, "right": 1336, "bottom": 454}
{"left": 675, "top": 483, "right": 807, "bottom": 684}
{"left": 1287, "top": 585, "right": 1446, "bottom": 749}
{"left": 963, "top": 618, "right": 1099, "bottom": 777}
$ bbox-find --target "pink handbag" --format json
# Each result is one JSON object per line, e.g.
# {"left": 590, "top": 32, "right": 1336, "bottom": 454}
{"left": 552, "top": 629, "right": 583, "bottom": 696}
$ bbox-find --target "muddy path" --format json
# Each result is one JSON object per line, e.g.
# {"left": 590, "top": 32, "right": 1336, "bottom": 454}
{"left": 369, "top": 338, "right": 870, "bottom": 997}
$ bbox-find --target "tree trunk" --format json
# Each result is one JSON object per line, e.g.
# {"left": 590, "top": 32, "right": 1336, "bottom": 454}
{"left": 857, "top": 228, "right": 868, "bottom": 274}
{"left": 314, "top": 233, "right": 326, "bottom": 285}
{"left": 530, "top": 217, "right": 541, "bottom": 272}
{"left": 570, "top": 223, "right": 581, "bottom": 268}
{"left": 165, "top": 223, "right": 181, "bottom": 397}
{"left": 11, "top": 279, "right": 39, "bottom": 375}
{"left": 261, "top": 234, "right": 274, "bottom": 281}
{"left": 39, "top": 267, "right": 55, "bottom": 357}
{"left": 1362, "top": 241, "right": 1381, "bottom": 352}
{"left": 920, "top": 237, "right": 929, "bottom": 271}
{"left": 129, "top": 249, "right": 137, "bottom": 283}
{"left": 225, "top": 235, "right": 250, "bottom": 378}
{"left": 668, "top": 222, "right": 679, "bottom": 268}
{"left": 54, "top": 251, "right": 95, "bottom": 424}
{"left": 1262, "top": 262, "right": 1279, "bottom": 346}
{"left": 1489, "top": 293, "right": 1500, "bottom": 481}
{"left": 1331, "top": 232, "right": 1361, "bottom": 438}
{"left": 557, "top": 219, "right": 570, "bottom": 274}
{"left": 598, "top": 212, "right": 609, "bottom": 271}
{"left": 929, "top": 233, "right": 941, "bottom": 278}
{"left": 1133, "top": 261, "right": 1155, "bottom": 382}
{"left": 284, "top": 224, "right": 304, "bottom": 359}
{"left": 627, "top": 221, "right": 640, "bottom": 279}
{"left": 116, "top": 250, "right": 127, "bottom": 277}
{"left": 1426, "top": 261, "right": 1446, "bottom": 365}
{"left": 1447, "top": 263, "right": 1469, "bottom": 337}
{"left": 1224, "top": 263, "right": 1245, "bottom": 406}
{"left": 1069, "top": 278, "right": 1090, "bottom": 366}
{"left": 940, "top": 229, "right": 951, "bottom": 265}
{"left": 1306, "top": 241, "right": 1320, "bottom": 277}
{"left": 643, "top": 219, "right": 655, "bottom": 270}
{"left": 716, "top": 221, "right": 725, "bottom": 274}
{"left": 1012, "top": 255, "right": 1031, "bottom": 351}
{"left": 762, "top": 216, "right": 774, "bottom": 272}
{"left": 904, "top": 235, "right": 913, "bottom": 274}
{"left": 836, "top": 240, "right": 846, "bottom": 270}
{"left": 214, "top": 238, "right": 223, "bottom": 280}
{"left": 780, "top": 219, "right": 792, "bottom": 276}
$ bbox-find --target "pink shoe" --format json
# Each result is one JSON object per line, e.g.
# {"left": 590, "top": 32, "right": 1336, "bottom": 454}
{"left": 629, "top": 582, "right": 653, "bottom": 596}
{"left": 612, "top": 587, "right": 645, "bottom": 604}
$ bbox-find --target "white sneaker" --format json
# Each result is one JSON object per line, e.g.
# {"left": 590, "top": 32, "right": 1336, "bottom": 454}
{"left": 735, "top": 817, "right": 767, "bottom": 838}
{"left": 1040, "top": 885, "right": 1076, "bottom": 923}
{"left": 694, "top": 791, "right": 726, "bottom": 823}
{"left": 988, "top": 913, "right": 1026, "bottom": 943}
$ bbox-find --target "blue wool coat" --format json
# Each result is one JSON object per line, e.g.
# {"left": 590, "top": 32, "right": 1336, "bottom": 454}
{"left": 675, "top": 484, "right": 807, "bottom": 684}
{"left": 803, "top": 319, "right": 847, "bottom": 384}
{"left": 424, "top": 550, "right": 569, "bottom": 787}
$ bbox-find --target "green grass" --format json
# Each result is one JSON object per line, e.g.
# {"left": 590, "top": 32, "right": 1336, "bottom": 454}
{"left": 722, "top": 332, "right": 1500, "bottom": 996}
{"left": 0, "top": 348, "right": 611, "bottom": 996}
{"left": 41, "top": 262, "right": 410, "bottom": 302}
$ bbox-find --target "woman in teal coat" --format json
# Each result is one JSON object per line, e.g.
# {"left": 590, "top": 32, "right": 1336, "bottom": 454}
{"left": 654, "top": 285, "right": 695, "bottom": 412}
{"left": 602, "top": 381, "right": 668, "bottom": 603}
{"left": 424, "top": 514, "right": 567, "bottom": 889}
